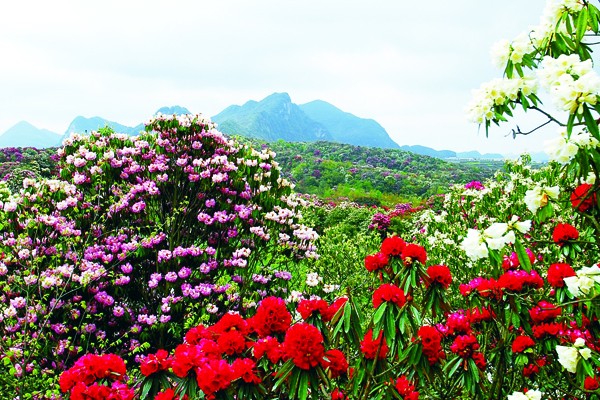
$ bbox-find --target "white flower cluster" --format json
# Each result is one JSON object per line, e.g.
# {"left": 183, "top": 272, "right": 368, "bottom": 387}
{"left": 460, "top": 216, "right": 531, "bottom": 260}
{"left": 507, "top": 389, "right": 542, "bottom": 400}
{"left": 544, "top": 126, "right": 599, "bottom": 164}
{"left": 556, "top": 337, "right": 592, "bottom": 373}
{"left": 523, "top": 185, "right": 560, "bottom": 214}
{"left": 538, "top": 54, "right": 600, "bottom": 114}
{"left": 490, "top": 31, "right": 536, "bottom": 69}
{"left": 564, "top": 264, "right": 600, "bottom": 297}
{"left": 466, "top": 77, "right": 537, "bottom": 124}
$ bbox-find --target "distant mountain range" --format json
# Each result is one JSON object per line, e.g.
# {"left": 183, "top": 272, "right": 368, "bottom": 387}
{"left": 0, "top": 95, "right": 548, "bottom": 161}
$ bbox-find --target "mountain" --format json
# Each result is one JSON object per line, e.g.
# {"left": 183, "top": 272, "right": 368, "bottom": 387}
{"left": 63, "top": 116, "right": 142, "bottom": 138}
{"left": 299, "top": 100, "right": 399, "bottom": 149}
{"left": 155, "top": 105, "right": 191, "bottom": 115}
{"left": 212, "top": 93, "right": 332, "bottom": 142}
{"left": 456, "top": 151, "right": 505, "bottom": 160}
{"left": 399, "top": 145, "right": 456, "bottom": 159}
{"left": 0, "top": 121, "right": 61, "bottom": 148}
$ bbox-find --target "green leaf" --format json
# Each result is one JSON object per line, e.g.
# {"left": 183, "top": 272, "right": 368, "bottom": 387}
{"left": 514, "top": 238, "right": 532, "bottom": 272}
{"left": 576, "top": 8, "right": 588, "bottom": 43}
{"left": 583, "top": 104, "right": 600, "bottom": 140}
{"left": 373, "top": 302, "right": 387, "bottom": 326}
{"left": 298, "top": 372, "right": 309, "bottom": 400}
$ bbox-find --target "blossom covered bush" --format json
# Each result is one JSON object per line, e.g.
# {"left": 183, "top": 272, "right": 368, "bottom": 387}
{"left": 0, "top": 115, "right": 319, "bottom": 398}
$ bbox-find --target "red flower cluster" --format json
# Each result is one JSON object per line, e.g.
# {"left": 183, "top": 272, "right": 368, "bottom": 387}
{"left": 450, "top": 334, "right": 479, "bottom": 358}
{"left": 418, "top": 326, "right": 444, "bottom": 365}
{"left": 331, "top": 388, "right": 348, "bottom": 400}
{"left": 283, "top": 323, "right": 325, "bottom": 370}
{"left": 552, "top": 223, "right": 579, "bottom": 246}
{"left": 401, "top": 243, "right": 427, "bottom": 265}
{"left": 297, "top": 299, "right": 330, "bottom": 321}
{"left": 445, "top": 311, "right": 471, "bottom": 335}
{"left": 547, "top": 263, "right": 576, "bottom": 288}
{"left": 511, "top": 335, "right": 536, "bottom": 353}
{"left": 155, "top": 388, "right": 188, "bottom": 400}
{"left": 372, "top": 283, "right": 406, "bottom": 308}
{"left": 252, "top": 336, "right": 285, "bottom": 364}
{"left": 425, "top": 265, "right": 452, "bottom": 289}
{"left": 584, "top": 376, "right": 600, "bottom": 390}
{"left": 571, "top": 183, "right": 597, "bottom": 212}
{"left": 364, "top": 252, "right": 389, "bottom": 272}
{"left": 459, "top": 277, "right": 503, "bottom": 299}
{"left": 467, "top": 306, "right": 495, "bottom": 324}
{"left": 360, "top": 329, "right": 389, "bottom": 360}
{"left": 380, "top": 236, "right": 406, "bottom": 256}
{"left": 321, "top": 349, "right": 349, "bottom": 378}
{"left": 529, "top": 301, "right": 562, "bottom": 323}
{"left": 249, "top": 296, "right": 292, "bottom": 337}
{"left": 195, "top": 359, "right": 236, "bottom": 399}
{"left": 502, "top": 249, "right": 536, "bottom": 271}
{"left": 140, "top": 349, "right": 171, "bottom": 377}
{"left": 395, "top": 375, "right": 419, "bottom": 400}
{"left": 531, "top": 322, "right": 565, "bottom": 339}
{"left": 498, "top": 269, "right": 544, "bottom": 292}
{"left": 59, "top": 354, "right": 132, "bottom": 400}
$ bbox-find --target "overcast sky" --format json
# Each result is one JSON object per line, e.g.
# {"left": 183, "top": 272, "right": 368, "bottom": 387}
{"left": 1, "top": 0, "right": 554, "bottom": 154}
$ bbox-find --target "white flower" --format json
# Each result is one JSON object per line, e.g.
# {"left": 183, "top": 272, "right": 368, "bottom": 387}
{"left": 306, "top": 272, "right": 322, "bottom": 287}
{"left": 564, "top": 264, "right": 600, "bottom": 296}
{"left": 524, "top": 185, "right": 560, "bottom": 213}
{"left": 579, "top": 347, "right": 592, "bottom": 360}
{"left": 460, "top": 229, "right": 488, "bottom": 260}
{"left": 574, "top": 337, "right": 586, "bottom": 347}
{"left": 507, "top": 389, "right": 542, "bottom": 400}
{"left": 556, "top": 345, "right": 580, "bottom": 373}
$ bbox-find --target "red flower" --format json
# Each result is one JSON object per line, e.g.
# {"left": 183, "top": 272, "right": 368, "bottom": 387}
{"left": 185, "top": 325, "right": 213, "bottom": 345}
{"left": 249, "top": 297, "right": 292, "bottom": 338}
{"left": 547, "top": 263, "right": 576, "bottom": 288}
{"left": 395, "top": 375, "right": 419, "bottom": 400}
{"left": 252, "top": 336, "right": 285, "bottom": 364}
{"left": 425, "top": 265, "right": 452, "bottom": 289}
{"left": 552, "top": 223, "right": 579, "bottom": 246}
{"left": 331, "top": 388, "right": 348, "bottom": 400}
{"left": 217, "top": 330, "right": 246, "bottom": 356}
{"left": 360, "top": 329, "right": 389, "bottom": 360}
{"left": 372, "top": 283, "right": 406, "bottom": 308}
{"left": 445, "top": 311, "right": 471, "bottom": 335}
{"left": 140, "top": 349, "right": 171, "bottom": 377}
{"left": 211, "top": 312, "right": 248, "bottom": 335}
{"left": 584, "top": 376, "right": 600, "bottom": 390}
{"left": 532, "top": 322, "right": 565, "bottom": 339}
{"left": 364, "top": 252, "right": 389, "bottom": 272}
{"left": 523, "top": 363, "right": 539, "bottom": 378}
{"left": 512, "top": 335, "right": 536, "bottom": 353}
{"left": 297, "top": 299, "right": 330, "bottom": 321}
{"left": 571, "top": 183, "right": 597, "bottom": 212}
{"left": 323, "top": 297, "right": 347, "bottom": 321}
{"left": 529, "top": 301, "right": 561, "bottom": 323}
{"left": 472, "top": 352, "right": 486, "bottom": 370}
{"left": 59, "top": 354, "right": 127, "bottom": 393}
{"left": 467, "top": 306, "right": 494, "bottom": 324}
{"left": 321, "top": 349, "right": 349, "bottom": 378}
{"left": 283, "top": 323, "right": 325, "bottom": 370}
{"left": 196, "top": 359, "right": 235, "bottom": 400}
{"left": 380, "top": 236, "right": 406, "bottom": 256}
{"left": 450, "top": 334, "right": 479, "bottom": 358}
{"left": 232, "top": 358, "right": 262, "bottom": 384}
{"left": 401, "top": 244, "right": 427, "bottom": 265}
{"left": 418, "top": 326, "right": 445, "bottom": 365}
{"left": 498, "top": 270, "right": 543, "bottom": 292}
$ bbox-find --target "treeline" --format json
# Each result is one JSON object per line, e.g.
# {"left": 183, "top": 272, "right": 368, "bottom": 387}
{"left": 0, "top": 139, "right": 502, "bottom": 206}
{"left": 243, "top": 139, "right": 502, "bottom": 206}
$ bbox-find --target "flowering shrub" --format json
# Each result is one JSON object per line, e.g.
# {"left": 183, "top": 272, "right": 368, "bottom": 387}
{"left": 0, "top": 115, "right": 319, "bottom": 397}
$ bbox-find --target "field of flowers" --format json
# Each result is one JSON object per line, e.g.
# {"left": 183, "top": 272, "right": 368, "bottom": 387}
{"left": 2, "top": 0, "right": 600, "bottom": 399}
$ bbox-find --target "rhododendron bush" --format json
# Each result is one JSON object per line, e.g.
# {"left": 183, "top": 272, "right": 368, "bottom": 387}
{"left": 0, "top": 114, "right": 319, "bottom": 398}
{"left": 6, "top": 0, "right": 600, "bottom": 398}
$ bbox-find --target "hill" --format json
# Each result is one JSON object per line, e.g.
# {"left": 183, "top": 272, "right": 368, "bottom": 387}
{"left": 0, "top": 121, "right": 61, "bottom": 148}
{"left": 299, "top": 100, "right": 399, "bottom": 149}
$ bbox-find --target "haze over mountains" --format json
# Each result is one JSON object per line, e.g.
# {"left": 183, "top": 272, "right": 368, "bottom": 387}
{"left": 0, "top": 94, "right": 547, "bottom": 161}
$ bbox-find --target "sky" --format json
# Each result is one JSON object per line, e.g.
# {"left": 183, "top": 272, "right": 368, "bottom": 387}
{"left": 0, "top": 0, "right": 556, "bottom": 155}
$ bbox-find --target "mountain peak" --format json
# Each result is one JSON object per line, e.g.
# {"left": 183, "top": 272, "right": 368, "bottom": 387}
{"left": 155, "top": 105, "right": 191, "bottom": 116}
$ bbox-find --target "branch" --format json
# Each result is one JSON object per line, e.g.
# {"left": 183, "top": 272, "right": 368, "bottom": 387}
{"left": 510, "top": 119, "right": 554, "bottom": 138}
